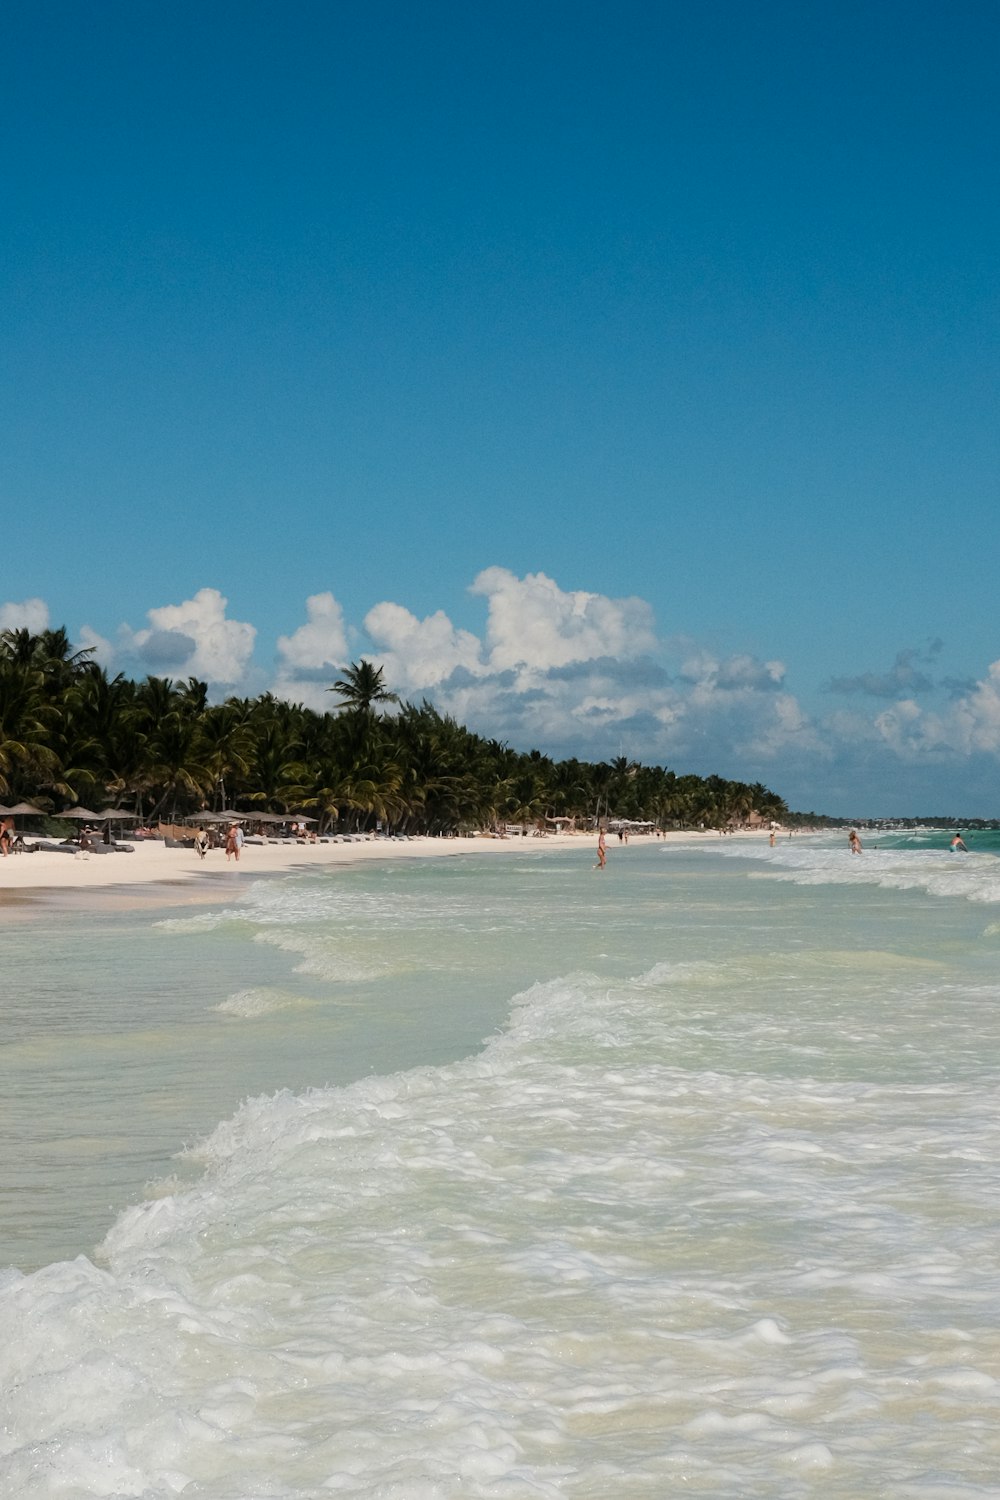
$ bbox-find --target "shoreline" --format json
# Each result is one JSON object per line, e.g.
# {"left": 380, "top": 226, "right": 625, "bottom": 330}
{"left": 0, "top": 828, "right": 777, "bottom": 915}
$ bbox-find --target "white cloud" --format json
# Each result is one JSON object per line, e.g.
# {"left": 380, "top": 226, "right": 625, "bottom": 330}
{"left": 742, "top": 693, "right": 825, "bottom": 759}
{"left": 679, "top": 647, "right": 785, "bottom": 692}
{"left": 283, "top": 571, "right": 812, "bottom": 770}
{"left": 865, "top": 660, "right": 1000, "bottom": 760}
{"left": 47, "top": 566, "right": 1000, "bottom": 810}
{"left": 472, "top": 567, "right": 657, "bottom": 671}
{"left": 277, "top": 592, "right": 350, "bottom": 672}
{"left": 0, "top": 597, "right": 49, "bottom": 633}
{"left": 364, "top": 601, "right": 483, "bottom": 691}
{"left": 270, "top": 592, "right": 352, "bottom": 709}
{"left": 950, "top": 661, "right": 1000, "bottom": 754}
{"left": 77, "top": 624, "right": 115, "bottom": 667}
{"left": 121, "top": 588, "right": 256, "bottom": 684}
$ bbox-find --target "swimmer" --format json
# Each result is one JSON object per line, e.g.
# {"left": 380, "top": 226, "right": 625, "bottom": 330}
{"left": 848, "top": 829, "right": 862, "bottom": 855}
{"left": 950, "top": 833, "right": 968, "bottom": 852}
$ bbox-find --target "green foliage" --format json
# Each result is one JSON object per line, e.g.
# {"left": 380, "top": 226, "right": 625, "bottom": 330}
{"left": 0, "top": 635, "right": 792, "bottom": 831}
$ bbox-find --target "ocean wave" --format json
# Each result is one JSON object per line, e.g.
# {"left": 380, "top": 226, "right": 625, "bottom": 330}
{"left": 7, "top": 957, "right": 1000, "bottom": 1495}
{"left": 215, "top": 987, "right": 317, "bottom": 1018}
{"left": 9, "top": 870, "right": 1000, "bottom": 1494}
{"left": 252, "top": 928, "right": 402, "bottom": 982}
{"left": 720, "top": 837, "right": 1000, "bottom": 907}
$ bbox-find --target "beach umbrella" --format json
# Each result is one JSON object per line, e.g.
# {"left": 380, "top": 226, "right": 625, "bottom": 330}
{"left": 52, "top": 807, "right": 103, "bottom": 821}
{"left": 93, "top": 808, "right": 135, "bottom": 841}
{"left": 1, "top": 802, "right": 47, "bottom": 842}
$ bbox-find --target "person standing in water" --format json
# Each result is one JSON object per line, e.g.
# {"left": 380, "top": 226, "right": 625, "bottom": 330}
{"left": 848, "top": 829, "right": 862, "bottom": 855}
{"left": 595, "top": 828, "right": 607, "bottom": 870}
{"left": 950, "top": 832, "right": 968, "bottom": 852}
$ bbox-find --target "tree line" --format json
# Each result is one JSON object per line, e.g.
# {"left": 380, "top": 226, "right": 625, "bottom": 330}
{"left": 0, "top": 627, "right": 790, "bottom": 834}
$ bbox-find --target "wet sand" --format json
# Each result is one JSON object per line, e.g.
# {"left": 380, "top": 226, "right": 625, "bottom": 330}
{"left": 0, "top": 829, "right": 757, "bottom": 913}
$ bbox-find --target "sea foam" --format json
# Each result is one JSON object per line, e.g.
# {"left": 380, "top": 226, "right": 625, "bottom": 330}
{"left": 7, "top": 949, "right": 1000, "bottom": 1496}
{"left": 7, "top": 843, "right": 1000, "bottom": 1496}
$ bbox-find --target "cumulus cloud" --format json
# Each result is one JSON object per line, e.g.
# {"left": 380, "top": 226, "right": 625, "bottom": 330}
{"left": 407, "top": 640, "right": 810, "bottom": 770}
{"left": 140, "top": 629, "right": 198, "bottom": 668}
{"left": 472, "top": 567, "right": 657, "bottom": 671}
{"left": 76, "top": 624, "right": 115, "bottom": 667}
{"left": 932, "top": 661, "right": 1000, "bottom": 756}
{"left": 364, "top": 601, "right": 483, "bottom": 691}
{"left": 827, "top": 646, "right": 939, "bottom": 698}
{"left": 277, "top": 592, "right": 350, "bottom": 673}
{"left": 679, "top": 647, "right": 785, "bottom": 693}
{"left": 120, "top": 588, "right": 256, "bottom": 684}
{"left": 278, "top": 571, "right": 812, "bottom": 771}
{"left": 840, "top": 658, "right": 1000, "bottom": 763}
{"left": 269, "top": 592, "right": 352, "bottom": 707}
{"left": 42, "top": 564, "right": 1000, "bottom": 809}
{"left": 0, "top": 597, "right": 49, "bottom": 633}
{"left": 743, "top": 693, "right": 825, "bottom": 759}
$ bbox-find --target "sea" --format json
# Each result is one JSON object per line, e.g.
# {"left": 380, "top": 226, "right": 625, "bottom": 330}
{"left": 4, "top": 830, "right": 1000, "bottom": 1498}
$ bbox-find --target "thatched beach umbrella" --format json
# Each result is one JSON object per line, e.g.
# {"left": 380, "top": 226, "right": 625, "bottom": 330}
{"left": 1, "top": 802, "right": 47, "bottom": 843}
{"left": 52, "top": 807, "right": 102, "bottom": 821}
{"left": 4, "top": 802, "right": 47, "bottom": 816}
{"left": 93, "top": 808, "right": 135, "bottom": 841}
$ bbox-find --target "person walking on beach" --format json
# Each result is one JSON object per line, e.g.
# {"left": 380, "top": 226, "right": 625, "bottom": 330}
{"left": 225, "top": 823, "right": 243, "bottom": 862}
{"left": 848, "top": 829, "right": 862, "bottom": 855}
{"left": 194, "top": 827, "right": 208, "bottom": 859}
{"left": 950, "top": 832, "right": 968, "bottom": 852}
{"left": 595, "top": 828, "right": 607, "bottom": 870}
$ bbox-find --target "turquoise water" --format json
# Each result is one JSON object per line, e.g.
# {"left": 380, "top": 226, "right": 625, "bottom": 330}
{"left": 4, "top": 837, "right": 1000, "bottom": 1497}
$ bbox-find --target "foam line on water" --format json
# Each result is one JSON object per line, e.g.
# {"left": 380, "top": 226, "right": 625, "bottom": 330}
{"left": 719, "top": 835, "right": 1000, "bottom": 907}
{"left": 6, "top": 958, "right": 1000, "bottom": 1496}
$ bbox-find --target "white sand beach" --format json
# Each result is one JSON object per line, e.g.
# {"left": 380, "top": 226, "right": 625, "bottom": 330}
{"left": 0, "top": 827, "right": 753, "bottom": 903}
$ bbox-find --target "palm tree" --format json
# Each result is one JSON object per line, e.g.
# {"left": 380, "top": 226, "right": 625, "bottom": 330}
{"left": 0, "top": 666, "right": 60, "bottom": 798}
{"left": 197, "top": 705, "right": 253, "bottom": 810}
{"left": 0, "top": 620, "right": 797, "bottom": 835}
{"left": 329, "top": 660, "right": 399, "bottom": 715}
{"left": 242, "top": 719, "right": 309, "bottom": 813}
{"left": 145, "top": 715, "right": 211, "bottom": 821}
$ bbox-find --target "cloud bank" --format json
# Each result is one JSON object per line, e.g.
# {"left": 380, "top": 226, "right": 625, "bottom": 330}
{"left": 5, "top": 571, "right": 1000, "bottom": 813}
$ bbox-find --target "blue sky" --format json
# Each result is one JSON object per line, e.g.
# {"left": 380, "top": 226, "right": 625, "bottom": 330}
{"left": 2, "top": 1, "right": 998, "bottom": 816}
